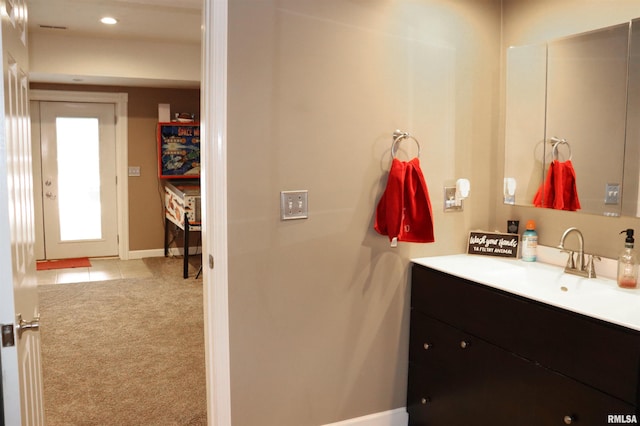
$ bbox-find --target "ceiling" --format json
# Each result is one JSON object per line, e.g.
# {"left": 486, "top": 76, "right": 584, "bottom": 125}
{"left": 27, "top": 0, "right": 202, "bottom": 44}
{"left": 26, "top": 0, "right": 202, "bottom": 87}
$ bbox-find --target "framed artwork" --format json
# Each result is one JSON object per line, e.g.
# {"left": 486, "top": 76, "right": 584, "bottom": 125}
{"left": 157, "top": 122, "right": 200, "bottom": 179}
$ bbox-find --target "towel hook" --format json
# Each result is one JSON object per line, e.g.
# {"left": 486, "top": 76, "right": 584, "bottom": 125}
{"left": 550, "top": 137, "right": 572, "bottom": 161}
{"left": 391, "top": 129, "right": 421, "bottom": 158}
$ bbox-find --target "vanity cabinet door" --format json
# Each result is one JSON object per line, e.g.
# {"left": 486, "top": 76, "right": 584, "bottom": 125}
{"left": 407, "top": 312, "right": 635, "bottom": 426}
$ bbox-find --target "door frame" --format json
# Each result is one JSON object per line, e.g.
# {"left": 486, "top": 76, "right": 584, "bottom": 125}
{"left": 29, "top": 90, "right": 129, "bottom": 260}
{"left": 202, "top": 0, "right": 232, "bottom": 424}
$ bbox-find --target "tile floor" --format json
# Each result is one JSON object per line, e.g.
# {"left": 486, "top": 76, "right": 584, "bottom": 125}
{"left": 36, "top": 258, "right": 154, "bottom": 285}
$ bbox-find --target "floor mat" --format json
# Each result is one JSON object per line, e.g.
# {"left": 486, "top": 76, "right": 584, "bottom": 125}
{"left": 36, "top": 257, "right": 91, "bottom": 271}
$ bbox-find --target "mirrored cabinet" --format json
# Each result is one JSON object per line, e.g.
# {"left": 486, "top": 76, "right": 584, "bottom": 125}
{"left": 504, "top": 19, "right": 640, "bottom": 217}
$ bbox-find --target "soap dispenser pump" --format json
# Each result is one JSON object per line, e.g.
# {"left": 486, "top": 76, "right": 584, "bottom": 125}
{"left": 617, "top": 229, "right": 639, "bottom": 289}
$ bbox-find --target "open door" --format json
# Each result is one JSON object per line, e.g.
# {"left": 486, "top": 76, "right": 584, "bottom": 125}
{"left": 0, "top": 0, "right": 45, "bottom": 424}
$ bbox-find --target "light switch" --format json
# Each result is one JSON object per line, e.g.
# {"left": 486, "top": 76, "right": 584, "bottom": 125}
{"left": 128, "top": 166, "right": 141, "bottom": 177}
{"left": 280, "top": 190, "right": 308, "bottom": 220}
{"left": 604, "top": 183, "right": 620, "bottom": 205}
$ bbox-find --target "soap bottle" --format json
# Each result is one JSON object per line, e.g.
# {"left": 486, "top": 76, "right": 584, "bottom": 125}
{"left": 521, "top": 220, "right": 538, "bottom": 262}
{"left": 617, "top": 229, "right": 639, "bottom": 289}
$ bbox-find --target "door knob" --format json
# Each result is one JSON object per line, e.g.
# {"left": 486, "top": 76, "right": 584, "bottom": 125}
{"left": 16, "top": 313, "right": 40, "bottom": 338}
{"left": 45, "top": 191, "right": 56, "bottom": 200}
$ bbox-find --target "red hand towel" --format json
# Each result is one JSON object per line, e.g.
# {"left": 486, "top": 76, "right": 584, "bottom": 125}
{"left": 374, "top": 157, "right": 435, "bottom": 244}
{"left": 555, "top": 160, "right": 581, "bottom": 211}
{"left": 532, "top": 160, "right": 581, "bottom": 211}
{"left": 533, "top": 160, "right": 556, "bottom": 208}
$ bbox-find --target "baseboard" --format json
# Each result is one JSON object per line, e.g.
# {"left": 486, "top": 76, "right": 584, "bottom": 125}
{"left": 128, "top": 247, "right": 202, "bottom": 260}
{"left": 128, "top": 249, "right": 165, "bottom": 259}
{"left": 322, "top": 408, "right": 408, "bottom": 426}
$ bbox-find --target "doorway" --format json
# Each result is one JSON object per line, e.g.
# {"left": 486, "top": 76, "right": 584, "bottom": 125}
{"left": 29, "top": 90, "right": 130, "bottom": 261}
{"left": 31, "top": 101, "right": 118, "bottom": 260}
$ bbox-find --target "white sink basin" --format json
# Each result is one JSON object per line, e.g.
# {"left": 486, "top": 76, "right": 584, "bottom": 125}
{"left": 412, "top": 254, "right": 640, "bottom": 331}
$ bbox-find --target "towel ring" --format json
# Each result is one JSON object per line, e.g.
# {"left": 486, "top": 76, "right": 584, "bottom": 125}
{"left": 391, "top": 130, "right": 421, "bottom": 158}
{"left": 550, "top": 137, "right": 572, "bottom": 161}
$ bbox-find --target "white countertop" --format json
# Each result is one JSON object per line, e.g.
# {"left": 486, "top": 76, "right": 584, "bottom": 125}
{"left": 412, "top": 254, "right": 640, "bottom": 332}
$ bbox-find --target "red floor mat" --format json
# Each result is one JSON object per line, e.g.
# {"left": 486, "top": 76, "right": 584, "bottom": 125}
{"left": 36, "top": 257, "right": 91, "bottom": 271}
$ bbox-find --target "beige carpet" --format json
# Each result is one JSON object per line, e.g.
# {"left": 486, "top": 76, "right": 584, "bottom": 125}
{"left": 38, "top": 257, "right": 206, "bottom": 425}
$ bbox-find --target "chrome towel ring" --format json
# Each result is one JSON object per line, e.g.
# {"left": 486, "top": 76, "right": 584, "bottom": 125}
{"left": 550, "top": 137, "right": 572, "bottom": 161}
{"left": 391, "top": 129, "right": 421, "bottom": 158}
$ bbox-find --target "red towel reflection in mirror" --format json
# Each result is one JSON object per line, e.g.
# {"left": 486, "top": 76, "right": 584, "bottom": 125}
{"left": 533, "top": 160, "right": 581, "bottom": 211}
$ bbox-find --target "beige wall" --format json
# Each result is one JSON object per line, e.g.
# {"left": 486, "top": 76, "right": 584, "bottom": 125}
{"left": 495, "top": 1, "right": 640, "bottom": 259}
{"left": 29, "top": 32, "right": 200, "bottom": 88}
{"left": 30, "top": 83, "right": 200, "bottom": 253}
{"left": 227, "top": 1, "right": 501, "bottom": 424}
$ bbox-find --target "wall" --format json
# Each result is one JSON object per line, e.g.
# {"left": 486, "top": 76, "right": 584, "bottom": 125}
{"left": 495, "top": 1, "right": 640, "bottom": 259}
{"left": 30, "top": 83, "right": 200, "bottom": 253}
{"left": 226, "top": 1, "right": 501, "bottom": 425}
{"left": 29, "top": 32, "right": 200, "bottom": 88}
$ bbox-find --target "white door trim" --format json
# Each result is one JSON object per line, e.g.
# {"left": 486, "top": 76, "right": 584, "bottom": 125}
{"left": 28, "top": 90, "right": 129, "bottom": 260}
{"left": 202, "top": 0, "right": 232, "bottom": 424}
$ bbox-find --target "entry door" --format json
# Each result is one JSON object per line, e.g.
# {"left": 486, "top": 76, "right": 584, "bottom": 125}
{"left": 0, "top": 0, "right": 45, "bottom": 424}
{"left": 37, "top": 101, "right": 118, "bottom": 259}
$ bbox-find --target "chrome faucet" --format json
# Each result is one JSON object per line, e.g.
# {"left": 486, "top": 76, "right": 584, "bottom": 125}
{"left": 557, "top": 227, "right": 600, "bottom": 278}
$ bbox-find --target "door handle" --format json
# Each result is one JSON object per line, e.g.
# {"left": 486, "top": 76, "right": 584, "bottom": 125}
{"left": 16, "top": 313, "right": 40, "bottom": 338}
{"left": 45, "top": 191, "right": 57, "bottom": 200}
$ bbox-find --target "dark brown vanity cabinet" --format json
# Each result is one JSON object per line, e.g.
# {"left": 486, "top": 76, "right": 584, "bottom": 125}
{"left": 408, "top": 263, "right": 640, "bottom": 425}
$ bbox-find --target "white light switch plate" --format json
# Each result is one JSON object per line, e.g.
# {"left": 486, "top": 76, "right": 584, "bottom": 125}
{"left": 128, "top": 166, "right": 141, "bottom": 177}
{"left": 280, "top": 190, "right": 308, "bottom": 220}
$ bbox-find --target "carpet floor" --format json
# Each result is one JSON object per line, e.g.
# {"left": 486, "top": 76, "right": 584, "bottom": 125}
{"left": 38, "top": 257, "right": 206, "bottom": 425}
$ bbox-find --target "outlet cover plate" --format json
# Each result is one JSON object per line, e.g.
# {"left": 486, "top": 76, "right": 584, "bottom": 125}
{"left": 280, "top": 190, "right": 308, "bottom": 220}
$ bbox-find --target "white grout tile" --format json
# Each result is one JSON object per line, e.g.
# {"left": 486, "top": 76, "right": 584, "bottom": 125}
{"left": 55, "top": 269, "right": 91, "bottom": 284}
{"left": 36, "top": 258, "right": 154, "bottom": 285}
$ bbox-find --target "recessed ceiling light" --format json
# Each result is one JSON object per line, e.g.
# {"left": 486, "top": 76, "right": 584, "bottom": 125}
{"left": 100, "top": 17, "right": 118, "bottom": 25}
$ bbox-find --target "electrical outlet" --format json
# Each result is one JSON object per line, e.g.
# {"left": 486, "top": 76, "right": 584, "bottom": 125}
{"left": 128, "top": 166, "right": 141, "bottom": 177}
{"left": 280, "top": 190, "right": 308, "bottom": 220}
{"left": 444, "top": 186, "right": 463, "bottom": 212}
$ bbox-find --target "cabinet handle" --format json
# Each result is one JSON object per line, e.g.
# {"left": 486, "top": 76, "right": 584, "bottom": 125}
{"left": 563, "top": 415, "right": 575, "bottom": 424}
{"left": 460, "top": 340, "right": 470, "bottom": 349}
{"left": 423, "top": 343, "right": 431, "bottom": 350}
{"left": 421, "top": 397, "right": 430, "bottom": 405}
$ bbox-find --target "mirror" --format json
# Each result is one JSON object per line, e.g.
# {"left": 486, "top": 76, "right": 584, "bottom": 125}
{"left": 623, "top": 18, "right": 640, "bottom": 217}
{"left": 504, "top": 22, "right": 630, "bottom": 216}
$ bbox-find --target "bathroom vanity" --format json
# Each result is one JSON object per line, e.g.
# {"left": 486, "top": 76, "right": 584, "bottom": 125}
{"left": 408, "top": 255, "right": 640, "bottom": 425}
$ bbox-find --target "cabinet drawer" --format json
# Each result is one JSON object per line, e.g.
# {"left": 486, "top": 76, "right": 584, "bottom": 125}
{"left": 411, "top": 263, "right": 640, "bottom": 404}
{"left": 407, "top": 314, "right": 636, "bottom": 426}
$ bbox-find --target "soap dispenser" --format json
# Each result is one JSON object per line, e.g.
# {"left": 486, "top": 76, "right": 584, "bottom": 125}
{"left": 617, "top": 229, "right": 639, "bottom": 289}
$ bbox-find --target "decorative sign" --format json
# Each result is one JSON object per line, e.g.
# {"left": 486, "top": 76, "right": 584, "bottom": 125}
{"left": 467, "top": 231, "right": 519, "bottom": 258}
